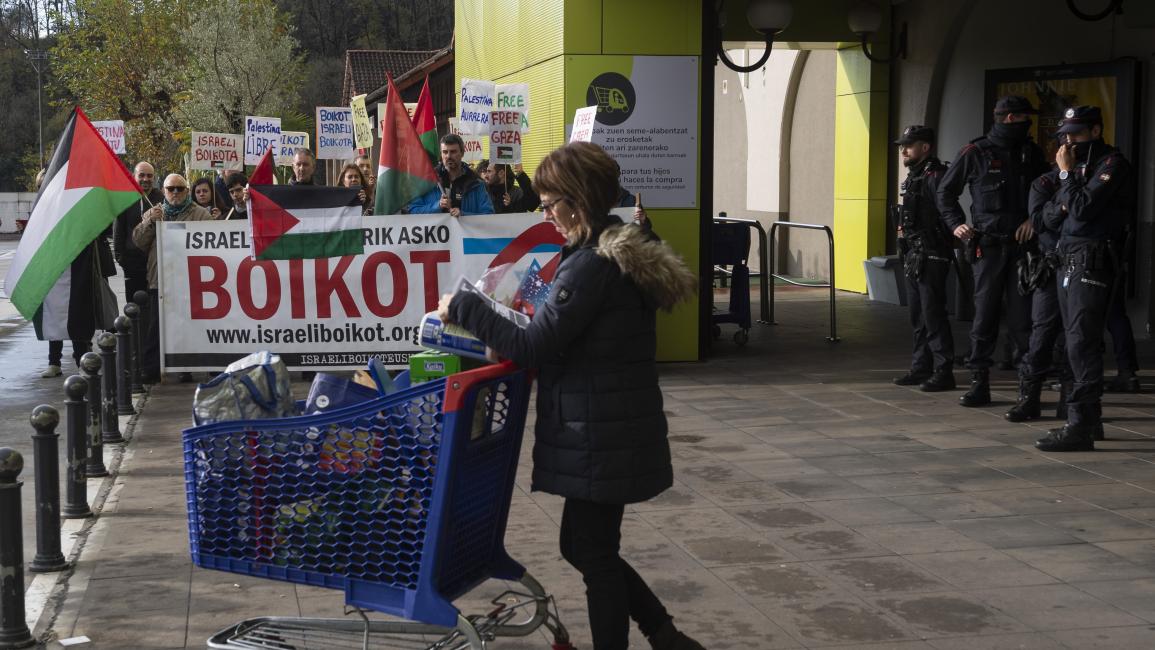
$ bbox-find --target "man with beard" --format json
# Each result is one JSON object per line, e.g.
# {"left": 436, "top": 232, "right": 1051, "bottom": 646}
{"left": 937, "top": 96, "right": 1050, "bottom": 407}
{"left": 1035, "top": 106, "right": 1133, "bottom": 452}
{"left": 113, "top": 161, "right": 162, "bottom": 299}
{"left": 406, "top": 134, "right": 494, "bottom": 216}
{"left": 892, "top": 125, "right": 955, "bottom": 392}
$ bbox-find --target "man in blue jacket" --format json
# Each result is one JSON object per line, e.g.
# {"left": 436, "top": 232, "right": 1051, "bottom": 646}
{"left": 407, "top": 134, "right": 494, "bottom": 216}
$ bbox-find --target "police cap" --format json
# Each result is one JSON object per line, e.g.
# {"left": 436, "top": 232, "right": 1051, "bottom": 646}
{"left": 993, "top": 95, "right": 1039, "bottom": 116}
{"left": 894, "top": 125, "right": 935, "bottom": 146}
{"left": 1056, "top": 105, "right": 1103, "bottom": 134}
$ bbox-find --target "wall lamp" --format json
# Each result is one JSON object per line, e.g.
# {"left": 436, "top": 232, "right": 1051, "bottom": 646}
{"left": 715, "top": 0, "right": 793, "bottom": 74}
{"left": 848, "top": 0, "right": 907, "bottom": 64}
{"left": 1066, "top": 0, "right": 1123, "bottom": 21}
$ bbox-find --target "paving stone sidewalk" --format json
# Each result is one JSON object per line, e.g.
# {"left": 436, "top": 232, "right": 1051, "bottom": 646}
{"left": 36, "top": 290, "right": 1155, "bottom": 648}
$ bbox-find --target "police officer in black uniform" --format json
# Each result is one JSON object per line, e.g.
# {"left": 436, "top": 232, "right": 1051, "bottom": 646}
{"left": 1036, "top": 106, "right": 1132, "bottom": 452}
{"left": 892, "top": 126, "right": 956, "bottom": 392}
{"left": 937, "top": 96, "right": 1050, "bottom": 407}
{"left": 1007, "top": 160, "right": 1071, "bottom": 422}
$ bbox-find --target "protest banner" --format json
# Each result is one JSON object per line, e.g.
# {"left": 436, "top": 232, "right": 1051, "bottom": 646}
{"left": 156, "top": 211, "right": 640, "bottom": 371}
{"left": 244, "top": 116, "right": 281, "bottom": 165}
{"left": 350, "top": 94, "right": 374, "bottom": 149}
{"left": 316, "top": 107, "right": 355, "bottom": 160}
{"left": 459, "top": 78, "right": 495, "bottom": 135}
{"left": 276, "top": 131, "right": 310, "bottom": 166}
{"left": 190, "top": 132, "right": 243, "bottom": 171}
{"left": 377, "top": 102, "right": 419, "bottom": 136}
{"left": 489, "top": 110, "right": 522, "bottom": 164}
{"left": 570, "top": 106, "right": 598, "bottom": 143}
{"left": 496, "top": 83, "right": 530, "bottom": 133}
{"left": 448, "top": 117, "right": 485, "bottom": 163}
{"left": 92, "top": 120, "right": 126, "bottom": 154}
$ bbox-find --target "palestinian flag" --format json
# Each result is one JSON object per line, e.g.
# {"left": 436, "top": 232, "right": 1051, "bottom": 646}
{"left": 3, "top": 107, "right": 140, "bottom": 321}
{"left": 411, "top": 76, "right": 438, "bottom": 164}
{"left": 375, "top": 74, "right": 437, "bottom": 215}
{"left": 249, "top": 145, "right": 275, "bottom": 185}
{"left": 249, "top": 185, "right": 364, "bottom": 260}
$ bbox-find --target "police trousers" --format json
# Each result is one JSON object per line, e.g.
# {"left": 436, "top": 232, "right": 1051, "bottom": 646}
{"left": 1019, "top": 277, "right": 1069, "bottom": 384}
{"left": 968, "top": 243, "right": 1031, "bottom": 370}
{"left": 1107, "top": 292, "right": 1139, "bottom": 375}
{"left": 1058, "top": 242, "right": 1115, "bottom": 425}
{"left": 905, "top": 253, "right": 954, "bottom": 374}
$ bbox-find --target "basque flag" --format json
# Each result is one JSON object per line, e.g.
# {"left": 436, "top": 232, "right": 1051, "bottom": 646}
{"left": 248, "top": 185, "right": 364, "bottom": 260}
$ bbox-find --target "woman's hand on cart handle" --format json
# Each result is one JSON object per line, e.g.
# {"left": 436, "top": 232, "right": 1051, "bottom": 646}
{"left": 437, "top": 293, "right": 456, "bottom": 324}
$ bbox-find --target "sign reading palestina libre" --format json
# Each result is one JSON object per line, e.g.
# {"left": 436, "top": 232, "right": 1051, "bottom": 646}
{"left": 156, "top": 212, "right": 601, "bottom": 372}
{"left": 565, "top": 55, "right": 701, "bottom": 361}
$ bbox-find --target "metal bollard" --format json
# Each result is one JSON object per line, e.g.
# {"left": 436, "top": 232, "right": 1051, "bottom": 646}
{"left": 80, "top": 353, "right": 107, "bottom": 478}
{"left": 61, "top": 376, "right": 92, "bottom": 519}
{"left": 124, "top": 302, "right": 143, "bottom": 393}
{"left": 0, "top": 448, "right": 35, "bottom": 649}
{"left": 114, "top": 315, "right": 135, "bottom": 415}
{"left": 133, "top": 290, "right": 150, "bottom": 385}
{"left": 98, "top": 332, "right": 124, "bottom": 444}
{"left": 28, "top": 406, "right": 68, "bottom": 574}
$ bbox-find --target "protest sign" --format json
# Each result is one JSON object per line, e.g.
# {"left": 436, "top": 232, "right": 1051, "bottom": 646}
{"left": 489, "top": 110, "right": 522, "bottom": 164}
{"left": 316, "top": 107, "right": 355, "bottom": 160}
{"left": 92, "top": 120, "right": 126, "bottom": 154}
{"left": 448, "top": 118, "right": 485, "bottom": 163}
{"left": 156, "top": 211, "right": 621, "bottom": 371}
{"left": 276, "top": 131, "right": 310, "bottom": 166}
{"left": 376, "top": 102, "right": 419, "bottom": 136}
{"left": 496, "top": 83, "right": 530, "bottom": 133}
{"left": 570, "top": 106, "right": 598, "bottom": 143}
{"left": 459, "top": 78, "right": 495, "bottom": 135}
{"left": 244, "top": 116, "right": 281, "bottom": 165}
{"left": 190, "top": 132, "right": 243, "bottom": 171}
{"left": 350, "top": 94, "right": 374, "bottom": 149}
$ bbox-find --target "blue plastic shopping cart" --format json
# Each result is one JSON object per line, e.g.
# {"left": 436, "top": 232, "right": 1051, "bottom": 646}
{"left": 183, "top": 362, "right": 573, "bottom": 649}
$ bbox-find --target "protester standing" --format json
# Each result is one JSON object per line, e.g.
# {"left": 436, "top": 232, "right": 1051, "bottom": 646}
{"left": 290, "top": 148, "right": 317, "bottom": 185}
{"left": 438, "top": 142, "right": 703, "bottom": 650}
{"left": 131, "top": 174, "right": 214, "bottom": 382}
{"left": 191, "top": 177, "right": 223, "bottom": 218}
{"left": 339, "top": 163, "right": 372, "bottom": 215}
{"left": 222, "top": 174, "right": 248, "bottom": 220}
{"left": 407, "top": 134, "right": 493, "bottom": 215}
{"left": 113, "top": 161, "right": 162, "bottom": 300}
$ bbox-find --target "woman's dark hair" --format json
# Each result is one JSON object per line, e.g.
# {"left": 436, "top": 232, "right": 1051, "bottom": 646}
{"left": 533, "top": 142, "right": 619, "bottom": 245}
{"left": 338, "top": 163, "right": 367, "bottom": 188}
{"left": 191, "top": 177, "right": 216, "bottom": 208}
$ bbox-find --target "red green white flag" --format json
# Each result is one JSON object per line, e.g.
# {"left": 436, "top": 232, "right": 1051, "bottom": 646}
{"left": 3, "top": 107, "right": 140, "bottom": 320}
{"left": 249, "top": 185, "right": 364, "bottom": 260}
{"left": 375, "top": 74, "right": 438, "bottom": 215}
{"left": 412, "top": 76, "right": 438, "bottom": 165}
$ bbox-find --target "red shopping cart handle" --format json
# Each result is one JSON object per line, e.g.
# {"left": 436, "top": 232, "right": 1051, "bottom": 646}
{"left": 443, "top": 361, "right": 520, "bottom": 413}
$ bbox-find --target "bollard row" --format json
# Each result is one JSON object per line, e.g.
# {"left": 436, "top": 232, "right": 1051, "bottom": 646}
{"left": 0, "top": 447, "right": 35, "bottom": 649}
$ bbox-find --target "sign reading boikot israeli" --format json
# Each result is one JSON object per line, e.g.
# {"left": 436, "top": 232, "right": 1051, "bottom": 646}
{"left": 316, "top": 107, "right": 355, "bottom": 160}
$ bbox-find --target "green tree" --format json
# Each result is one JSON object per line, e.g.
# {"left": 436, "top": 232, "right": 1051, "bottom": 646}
{"left": 178, "top": 0, "right": 303, "bottom": 134}
{"left": 51, "top": 0, "right": 192, "bottom": 170}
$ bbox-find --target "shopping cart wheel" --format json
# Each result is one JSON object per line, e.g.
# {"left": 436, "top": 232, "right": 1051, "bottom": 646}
{"left": 733, "top": 329, "right": 749, "bottom": 346}
{"left": 711, "top": 324, "right": 722, "bottom": 340}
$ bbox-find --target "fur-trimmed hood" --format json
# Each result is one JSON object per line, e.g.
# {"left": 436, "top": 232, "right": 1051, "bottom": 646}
{"left": 594, "top": 223, "right": 697, "bottom": 311}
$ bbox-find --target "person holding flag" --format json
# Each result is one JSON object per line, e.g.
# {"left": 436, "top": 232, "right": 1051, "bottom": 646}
{"left": 3, "top": 108, "right": 139, "bottom": 378}
{"left": 406, "top": 134, "right": 493, "bottom": 216}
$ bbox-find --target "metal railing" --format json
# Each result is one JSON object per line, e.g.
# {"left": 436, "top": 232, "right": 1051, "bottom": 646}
{"left": 713, "top": 213, "right": 770, "bottom": 324}
{"left": 767, "top": 221, "right": 839, "bottom": 342}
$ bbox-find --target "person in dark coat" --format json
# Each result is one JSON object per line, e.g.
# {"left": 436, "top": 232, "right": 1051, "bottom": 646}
{"left": 438, "top": 142, "right": 702, "bottom": 650}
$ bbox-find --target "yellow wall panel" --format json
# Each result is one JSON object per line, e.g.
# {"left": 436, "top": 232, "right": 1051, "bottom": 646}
{"left": 832, "top": 199, "right": 886, "bottom": 294}
{"left": 602, "top": 1, "right": 701, "bottom": 55}
{"left": 455, "top": 0, "right": 565, "bottom": 81}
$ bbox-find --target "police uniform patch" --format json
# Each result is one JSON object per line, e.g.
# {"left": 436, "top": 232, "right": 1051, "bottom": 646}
{"left": 1065, "top": 108, "right": 1076, "bottom": 118}
{"left": 1099, "top": 173, "right": 1111, "bottom": 182}
{"left": 556, "top": 287, "right": 572, "bottom": 304}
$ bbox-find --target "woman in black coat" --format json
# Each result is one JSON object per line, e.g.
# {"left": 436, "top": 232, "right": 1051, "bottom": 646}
{"left": 438, "top": 142, "right": 702, "bottom": 650}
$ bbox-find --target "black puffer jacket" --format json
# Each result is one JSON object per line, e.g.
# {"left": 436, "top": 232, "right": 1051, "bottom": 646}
{"left": 449, "top": 217, "right": 696, "bottom": 504}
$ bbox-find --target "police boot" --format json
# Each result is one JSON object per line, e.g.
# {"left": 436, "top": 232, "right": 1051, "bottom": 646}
{"left": 894, "top": 370, "right": 931, "bottom": 386}
{"left": 959, "top": 370, "right": 991, "bottom": 407}
{"left": 1035, "top": 423, "right": 1096, "bottom": 452}
{"left": 920, "top": 368, "right": 956, "bottom": 392}
{"left": 648, "top": 620, "right": 707, "bottom": 650}
{"left": 1005, "top": 379, "right": 1042, "bottom": 422}
{"left": 1092, "top": 402, "right": 1105, "bottom": 441}
{"left": 1055, "top": 381, "right": 1071, "bottom": 420}
{"left": 1105, "top": 372, "right": 1140, "bottom": 393}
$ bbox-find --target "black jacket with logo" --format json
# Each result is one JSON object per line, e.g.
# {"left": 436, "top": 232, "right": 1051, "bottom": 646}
{"left": 937, "top": 129, "right": 1049, "bottom": 236}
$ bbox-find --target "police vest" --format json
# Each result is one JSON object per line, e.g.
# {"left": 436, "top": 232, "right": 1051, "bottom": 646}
{"left": 900, "top": 158, "right": 949, "bottom": 248}
{"left": 969, "top": 137, "right": 1043, "bottom": 217}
